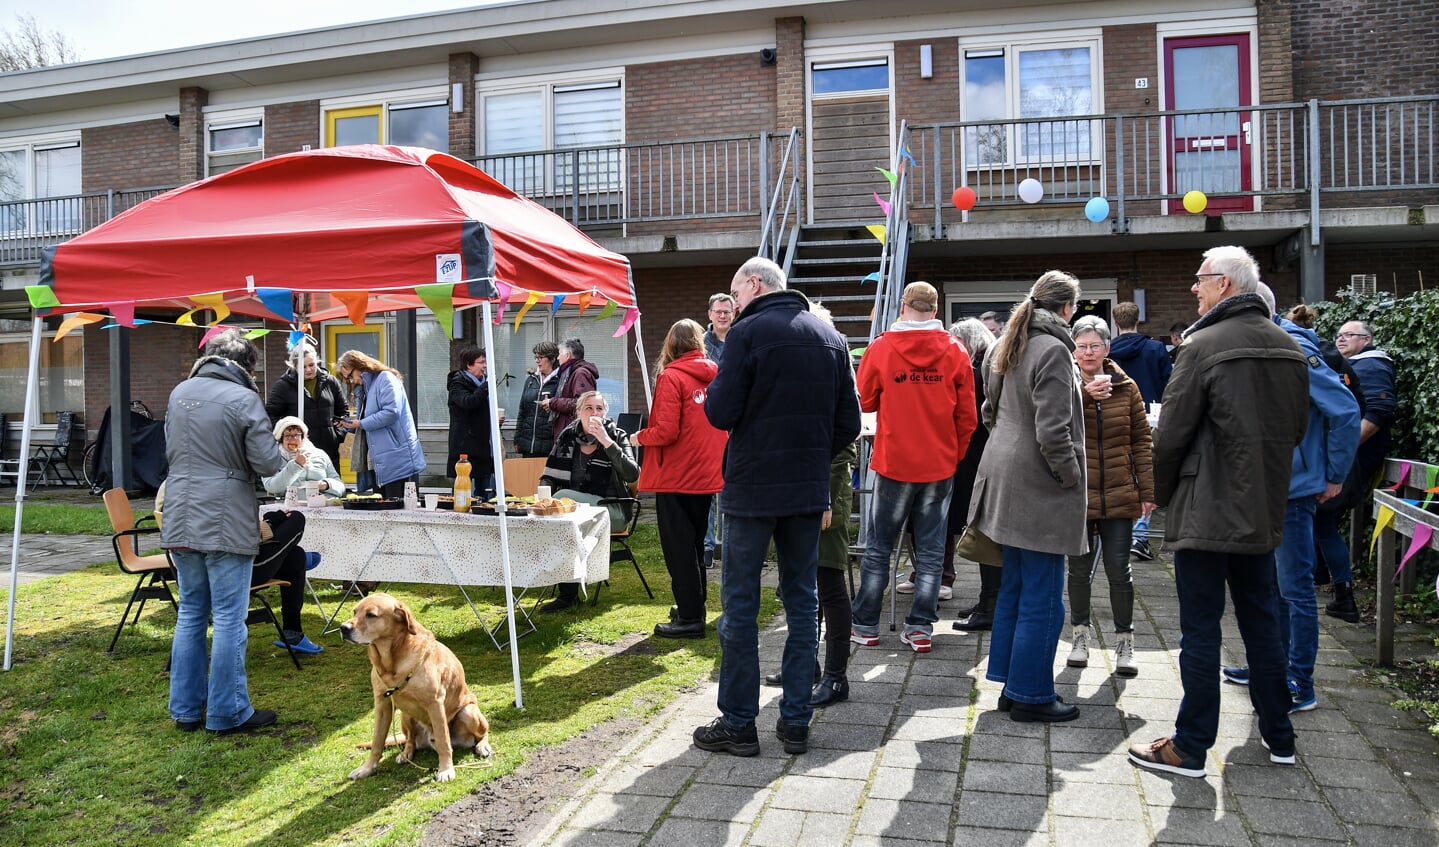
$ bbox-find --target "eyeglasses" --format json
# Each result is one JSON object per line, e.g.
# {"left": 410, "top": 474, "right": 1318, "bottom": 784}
{"left": 1074, "top": 343, "right": 1107, "bottom": 353}
{"left": 1193, "top": 272, "right": 1225, "bottom": 283}
{"left": 281, "top": 432, "right": 303, "bottom": 440}
{"left": 1335, "top": 332, "right": 1371, "bottom": 341}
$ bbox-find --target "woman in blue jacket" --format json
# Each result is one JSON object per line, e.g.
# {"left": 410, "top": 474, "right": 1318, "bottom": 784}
{"left": 336, "top": 350, "right": 427, "bottom": 498}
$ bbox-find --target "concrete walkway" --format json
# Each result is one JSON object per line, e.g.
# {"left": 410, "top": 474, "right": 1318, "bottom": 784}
{"left": 1, "top": 532, "right": 114, "bottom": 584}
{"left": 533, "top": 552, "right": 1439, "bottom": 846}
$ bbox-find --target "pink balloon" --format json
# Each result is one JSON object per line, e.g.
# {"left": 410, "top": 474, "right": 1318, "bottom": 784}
{"left": 952, "top": 186, "right": 977, "bottom": 211}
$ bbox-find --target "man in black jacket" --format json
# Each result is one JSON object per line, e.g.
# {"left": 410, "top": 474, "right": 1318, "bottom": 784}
{"left": 692, "top": 256, "right": 861, "bottom": 757}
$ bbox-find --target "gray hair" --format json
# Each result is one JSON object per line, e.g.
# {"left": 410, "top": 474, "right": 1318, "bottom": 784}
{"left": 1255, "top": 282, "right": 1277, "bottom": 317}
{"left": 950, "top": 318, "right": 993, "bottom": 359}
{"left": 203, "top": 328, "right": 259, "bottom": 372}
{"left": 1070, "top": 315, "right": 1111, "bottom": 344}
{"left": 735, "top": 256, "right": 787, "bottom": 291}
{"left": 1202, "top": 245, "right": 1260, "bottom": 294}
{"left": 560, "top": 337, "right": 585, "bottom": 360}
{"left": 293, "top": 340, "right": 318, "bottom": 363}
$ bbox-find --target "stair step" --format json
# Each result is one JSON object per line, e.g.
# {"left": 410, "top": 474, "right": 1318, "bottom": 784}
{"left": 790, "top": 293, "right": 873, "bottom": 303}
{"left": 795, "top": 238, "right": 880, "bottom": 249}
{"left": 787, "top": 274, "right": 876, "bottom": 284}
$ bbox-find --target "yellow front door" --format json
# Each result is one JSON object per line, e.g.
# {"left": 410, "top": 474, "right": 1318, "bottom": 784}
{"left": 325, "top": 323, "right": 385, "bottom": 483}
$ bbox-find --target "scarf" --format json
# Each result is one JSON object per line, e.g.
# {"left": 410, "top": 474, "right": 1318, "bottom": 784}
{"left": 1183, "top": 292, "right": 1268, "bottom": 338}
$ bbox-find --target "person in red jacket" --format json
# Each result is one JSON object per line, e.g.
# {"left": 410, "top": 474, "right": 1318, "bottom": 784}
{"left": 633, "top": 319, "right": 728, "bottom": 638}
{"left": 850, "top": 282, "right": 977, "bottom": 653}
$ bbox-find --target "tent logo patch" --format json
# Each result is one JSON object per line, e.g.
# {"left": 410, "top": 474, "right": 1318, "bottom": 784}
{"left": 436, "top": 254, "right": 462, "bottom": 282}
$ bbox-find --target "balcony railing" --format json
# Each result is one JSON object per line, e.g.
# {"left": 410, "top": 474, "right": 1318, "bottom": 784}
{"left": 2, "top": 96, "right": 1434, "bottom": 269}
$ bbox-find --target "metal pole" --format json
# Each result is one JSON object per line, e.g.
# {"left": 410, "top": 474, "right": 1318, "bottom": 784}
{"left": 483, "top": 299, "right": 524, "bottom": 709}
{"left": 4, "top": 316, "right": 44, "bottom": 670}
{"left": 1309, "top": 99, "right": 1322, "bottom": 246}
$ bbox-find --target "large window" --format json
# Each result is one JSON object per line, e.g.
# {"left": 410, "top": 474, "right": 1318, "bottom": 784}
{"left": 961, "top": 39, "right": 1099, "bottom": 164}
{"left": 323, "top": 93, "right": 449, "bottom": 153}
{"left": 0, "top": 326, "right": 84, "bottom": 417}
{"left": 0, "top": 137, "right": 81, "bottom": 232}
{"left": 206, "top": 113, "right": 263, "bottom": 176}
{"left": 480, "top": 77, "right": 623, "bottom": 196}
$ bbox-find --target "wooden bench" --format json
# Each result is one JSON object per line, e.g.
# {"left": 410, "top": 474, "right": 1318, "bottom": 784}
{"left": 1370, "top": 458, "right": 1439, "bottom": 666}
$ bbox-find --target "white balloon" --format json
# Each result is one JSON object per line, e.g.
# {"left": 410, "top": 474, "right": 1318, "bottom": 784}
{"left": 1018, "top": 178, "right": 1044, "bottom": 204}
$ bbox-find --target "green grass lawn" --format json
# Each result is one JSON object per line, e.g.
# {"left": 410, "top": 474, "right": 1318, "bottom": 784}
{"left": 0, "top": 523, "right": 771, "bottom": 846}
{"left": 0, "top": 503, "right": 116, "bottom": 535}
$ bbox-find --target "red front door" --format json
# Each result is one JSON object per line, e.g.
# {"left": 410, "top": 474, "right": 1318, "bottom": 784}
{"left": 1164, "top": 34, "right": 1254, "bottom": 214}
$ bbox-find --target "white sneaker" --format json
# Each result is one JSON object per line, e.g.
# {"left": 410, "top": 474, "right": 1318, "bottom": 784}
{"left": 938, "top": 585, "right": 953, "bottom": 601}
{"left": 1067, "top": 625, "right": 1090, "bottom": 668}
{"left": 1115, "top": 633, "right": 1138, "bottom": 677}
{"left": 895, "top": 577, "right": 915, "bottom": 594}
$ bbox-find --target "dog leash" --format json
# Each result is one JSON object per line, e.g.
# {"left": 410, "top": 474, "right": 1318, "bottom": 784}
{"left": 382, "top": 644, "right": 433, "bottom": 699}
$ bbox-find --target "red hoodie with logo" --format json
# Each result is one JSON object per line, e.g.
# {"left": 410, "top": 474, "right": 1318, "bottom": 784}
{"left": 857, "top": 322, "right": 977, "bottom": 484}
{"left": 634, "top": 350, "right": 727, "bottom": 494}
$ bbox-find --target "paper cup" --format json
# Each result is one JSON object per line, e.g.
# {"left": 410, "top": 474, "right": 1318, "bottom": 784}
{"left": 536, "top": 485, "right": 552, "bottom": 500}
{"left": 424, "top": 493, "right": 439, "bottom": 510}
{"left": 1091, "top": 374, "right": 1112, "bottom": 389}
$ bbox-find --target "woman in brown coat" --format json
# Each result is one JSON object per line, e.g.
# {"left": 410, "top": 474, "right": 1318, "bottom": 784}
{"left": 1066, "top": 316, "right": 1154, "bottom": 677}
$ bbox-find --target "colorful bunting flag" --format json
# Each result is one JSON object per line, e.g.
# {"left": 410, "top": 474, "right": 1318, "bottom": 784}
{"left": 875, "top": 167, "right": 897, "bottom": 187}
{"left": 53, "top": 312, "right": 105, "bottom": 342}
{"left": 25, "top": 285, "right": 61, "bottom": 310}
{"left": 514, "top": 290, "right": 542, "bottom": 328}
{"left": 200, "top": 325, "right": 236, "bottom": 348}
{"left": 493, "top": 281, "right": 512, "bottom": 324}
{"left": 550, "top": 293, "right": 567, "bottom": 314}
{"left": 874, "top": 192, "right": 892, "bottom": 217}
{"left": 577, "top": 291, "right": 594, "bottom": 315}
{"left": 901, "top": 146, "right": 916, "bottom": 169}
{"left": 107, "top": 301, "right": 136, "bottom": 328}
{"left": 595, "top": 298, "right": 618, "bottom": 320}
{"left": 866, "top": 224, "right": 887, "bottom": 245}
{"left": 613, "top": 307, "right": 639, "bottom": 338}
{"left": 189, "top": 292, "right": 230, "bottom": 325}
{"left": 256, "top": 288, "right": 295, "bottom": 322}
{"left": 244, "top": 329, "right": 271, "bottom": 340}
{"left": 414, "top": 283, "right": 457, "bottom": 338}
{"left": 1397, "top": 524, "right": 1436, "bottom": 580}
{"left": 1369, "top": 505, "right": 1397, "bottom": 561}
{"left": 286, "top": 330, "right": 305, "bottom": 350}
{"left": 333, "top": 292, "right": 371, "bottom": 326}
{"left": 861, "top": 272, "right": 880, "bottom": 284}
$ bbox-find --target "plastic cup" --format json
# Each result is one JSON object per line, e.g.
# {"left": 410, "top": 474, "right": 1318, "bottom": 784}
{"left": 1091, "top": 374, "right": 1112, "bottom": 392}
{"left": 536, "top": 485, "right": 553, "bottom": 500}
{"left": 424, "top": 493, "right": 439, "bottom": 510}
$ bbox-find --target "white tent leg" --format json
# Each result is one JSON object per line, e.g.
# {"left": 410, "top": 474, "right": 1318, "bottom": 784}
{"left": 483, "top": 300, "right": 524, "bottom": 709}
{"left": 4, "top": 316, "right": 44, "bottom": 671}
{"left": 632, "top": 315, "right": 653, "bottom": 411}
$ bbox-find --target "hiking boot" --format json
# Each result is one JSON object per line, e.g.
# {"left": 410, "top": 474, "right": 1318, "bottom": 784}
{"left": 1114, "top": 633, "right": 1138, "bottom": 677}
{"left": 899, "top": 629, "right": 932, "bottom": 653}
{"left": 1130, "top": 538, "right": 1155, "bottom": 561}
{"left": 693, "top": 718, "right": 760, "bottom": 757}
{"left": 1326, "top": 581, "right": 1360, "bottom": 623}
{"left": 1221, "top": 665, "right": 1250, "bottom": 685}
{"left": 775, "top": 718, "right": 809, "bottom": 754}
{"left": 1128, "top": 737, "right": 1206, "bottom": 778}
{"left": 1067, "top": 625, "right": 1091, "bottom": 668}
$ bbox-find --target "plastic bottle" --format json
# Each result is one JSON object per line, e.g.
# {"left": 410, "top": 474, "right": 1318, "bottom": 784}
{"left": 453, "top": 454, "right": 473, "bottom": 511}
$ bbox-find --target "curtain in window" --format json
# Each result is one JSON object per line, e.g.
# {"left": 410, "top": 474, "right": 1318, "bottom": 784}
{"left": 554, "top": 84, "right": 621, "bottom": 194}
{"left": 1018, "top": 48, "right": 1092, "bottom": 159}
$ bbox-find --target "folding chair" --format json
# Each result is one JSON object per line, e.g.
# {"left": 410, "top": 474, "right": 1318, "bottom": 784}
{"left": 103, "top": 488, "right": 177, "bottom": 652}
{"left": 0, "top": 414, "right": 21, "bottom": 487}
{"left": 248, "top": 580, "right": 302, "bottom": 670}
{"left": 30, "top": 411, "right": 81, "bottom": 489}
{"left": 599, "top": 483, "right": 651, "bottom": 600}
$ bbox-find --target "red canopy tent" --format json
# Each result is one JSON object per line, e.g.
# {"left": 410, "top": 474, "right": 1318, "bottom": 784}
{"left": 6, "top": 146, "right": 640, "bottom": 706}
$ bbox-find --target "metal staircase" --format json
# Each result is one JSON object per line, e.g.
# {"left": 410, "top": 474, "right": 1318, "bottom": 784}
{"left": 784, "top": 224, "right": 887, "bottom": 345}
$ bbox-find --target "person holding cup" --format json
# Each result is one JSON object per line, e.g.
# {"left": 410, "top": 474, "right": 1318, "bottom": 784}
{"left": 261, "top": 416, "right": 345, "bottom": 501}
{"left": 1065, "top": 316, "right": 1153, "bottom": 678}
{"left": 446, "top": 347, "right": 505, "bottom": 500}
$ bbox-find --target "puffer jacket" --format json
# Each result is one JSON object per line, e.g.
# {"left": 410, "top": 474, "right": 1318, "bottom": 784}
{"left": 1153, "top": 295, "right": 1308, "bottom": 553}
{"left": 161, "top": 356, "right": 285, "bottom": 555}
{"left": 634, "top": 350, "right": 726, "bottom": 494}
{"left": 514, "top": 369, "right": 558, "bottom": 457}
{"left": 265, "top": 366, "right": 348, "bottom": 467}
{"left": 1079, "top": 360, "right": 1154, "bottom": 520}
{"left": 261, "top": 441, "right": 346, "bottom": 497}
{"left": 357, "top": 370, "right": 427, "bottom": 487}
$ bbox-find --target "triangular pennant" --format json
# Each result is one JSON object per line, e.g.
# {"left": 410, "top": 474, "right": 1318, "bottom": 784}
{"left": 200, "top": 325, "right": 235, "bottom": 349}
{"left": 862, "top": 272, "right": 880, "bottom": 284}
{"left": 25, "top": 285, "right": 61, "bottom": 309}
{"left": 176, "top": 308, "right": 200, "bottom": 326}
{"left": 613, "top": 307, "right": 640, "bottom": 338}
{"left": 493, "top": 281, "right": 512, "bottom": 324}
{"left": 595, "top": 298, "right": 618, "bottom": 321}
{"left": 287, "top": 330, "right": 305, "bottom": 350}
{"left": 874, "top": 192, "right": 891, "bottom": 217}
{"left": 244, "top": 329, "right": 271, "bottom": 339}
{"left": 875, "top": 167, "right": 897, "bottom": 187}
{"left": 1369, "top": 505, "right": 1396, "bottom": 560}
{"left": 577, "top": 291, "right": 594, "bottom": 316}
{"left": 414, "top": 283, "right": 457, "bottom": 339}
{"left": 54, "top": 312, "right": 105, "bottom": 342}
{"left": 106, "top": 301, "right": 136, "bottom": 328}
{"left": 333, "top": 292, "right": 371, "bottom": 326}
{"left": 1386, "top": 461, "right": 1411, "bottom": 490}
{"left": 190, "top": 292, "right": 230, "bottom": 325}
{"left": 256, "top": 288, "right": 295, "bottom": 322}
{"left": 866, "top": 224, "right": 887, "bottom": 245}
{"left": 901, "top": 146, "right": 916, "bottom": 169}
{"left": 550, "top": 293, "right": 567, "bottom": 314}
{"left": 515, "top": 289, "right": 542, "bottom": 328}
{"left": 1396, "top": 524, "right": 1435, "bottom": 580}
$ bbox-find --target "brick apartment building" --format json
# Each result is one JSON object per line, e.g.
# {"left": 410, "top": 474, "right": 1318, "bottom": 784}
{"left": 0, "top": 0, "right": 1435, "bottom": 478}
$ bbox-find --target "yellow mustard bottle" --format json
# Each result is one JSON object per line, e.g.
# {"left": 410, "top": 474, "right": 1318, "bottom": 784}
{"left": 453, "top": 454, "right": 472, "bottom": 511}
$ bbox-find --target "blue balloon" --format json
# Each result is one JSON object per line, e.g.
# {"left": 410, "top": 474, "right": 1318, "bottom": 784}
{"left": 1085, "top": 196, "right": 1110, "bottom": 222}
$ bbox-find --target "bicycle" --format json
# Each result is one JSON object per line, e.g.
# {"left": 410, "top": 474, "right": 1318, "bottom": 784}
{"left": 83, "top": 400, "right": 153, "bottom": 490}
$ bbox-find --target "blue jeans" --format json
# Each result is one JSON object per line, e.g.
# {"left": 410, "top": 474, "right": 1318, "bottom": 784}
{"left": 1133, "top": 512, "right": 1152, "bottom": 537}
{"left": 716, "top": 513, "right": 821, "bottom": 729}
{"left": 1314, "top": 507, "right": 1353, "bottom": 584}
{"left": 169, "top": 549, "right": 257, "bottom": 731}
{"left": 985, "top": 545, "right": 1065, "bottom": 704}
{"left": 851, "top": 474, "right": 952, "bottom": 638}
{"left": 704, "top": 500, "right": 717, "bottom": 553}
{"left": 1172, "top": 549, "right": 1294, "bottom": 758}
{"left": 1275, "top": 496, "right": 1319, "bottom": 698}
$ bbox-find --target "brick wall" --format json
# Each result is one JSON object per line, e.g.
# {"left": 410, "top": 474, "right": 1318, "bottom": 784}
{"left": 449, "top": 52, "right": 480, "bottom": 159}
{"left": 81, "top": 120, "right": 182, "bottom": 191}
{"left": 1325, "top": 244, "right": 1438, "bottom": 299}
{"left": 265, "top": 100, "right": 320, "bottom": 156}
{"left": 1289, "top": 0, "right": 1439, "bottom": 100}
{"left": 626, "top": 53, "right": 774, "bottom": 142}
{"left": 775, "top": 17, "right": 806, "bottom": 135}
{"left": 628, "top": 265, "right": 736, "bottom": 408}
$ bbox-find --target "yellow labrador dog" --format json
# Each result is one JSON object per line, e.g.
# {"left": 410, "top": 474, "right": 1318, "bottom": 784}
{"left": 342, "top": 593, "right": 493, "bottom": 782}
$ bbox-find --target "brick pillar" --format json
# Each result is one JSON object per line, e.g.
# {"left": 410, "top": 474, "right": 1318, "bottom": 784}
{"left": 1256, "top": 0, "right": 1294, "bottom": 104}
{"left": 775, "top": 17, "right": 806, "bottom": 135}
{"left": 449, "top": 52, "right": 480, "bottom": 159}
{"left": 178, "top": 86, "right": 208, "bottom": 184}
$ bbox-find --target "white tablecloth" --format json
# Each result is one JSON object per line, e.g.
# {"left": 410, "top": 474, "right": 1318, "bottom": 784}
{"left": 264, "top": 503, "right": 611, "bottom": 589}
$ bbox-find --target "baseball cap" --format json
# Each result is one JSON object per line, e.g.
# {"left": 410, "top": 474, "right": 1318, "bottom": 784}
{"left": 902, "top": 281, "right": 938, "bottom": 313}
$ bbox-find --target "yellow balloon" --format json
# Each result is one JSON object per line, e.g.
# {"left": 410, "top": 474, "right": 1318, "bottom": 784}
{"left": 1183, "top": 190, "right": 1208, "bottom": 214}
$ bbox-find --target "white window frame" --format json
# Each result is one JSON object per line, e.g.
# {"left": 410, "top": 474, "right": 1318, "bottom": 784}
{"left": 319, "top": 86, "right": 452, "bottom": 150}
{"left": 0, "top": 132, "right": 82, "bottom": 234}
{"left": 958, "top": 34, "right": 1104, "bottom": 166}
{"left": 203, "top": 108, "right": 264, "bottom": 177}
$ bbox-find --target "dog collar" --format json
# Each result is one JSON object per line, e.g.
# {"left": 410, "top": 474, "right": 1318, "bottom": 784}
{"left": 382, "top": 645, "right": 432, "bottom": 699}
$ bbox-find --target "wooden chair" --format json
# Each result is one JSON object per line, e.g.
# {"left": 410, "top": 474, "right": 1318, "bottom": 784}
{"left": 599, "top": 481, "right": 650, "bottom": 600}
{"left": 501, "top": 456, "right": 548, "bottom": 498}
{"left": 103, "top": 487, "right": 177, "bottom": 652}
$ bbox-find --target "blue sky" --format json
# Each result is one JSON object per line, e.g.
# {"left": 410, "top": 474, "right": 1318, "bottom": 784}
{"left": 6, "top": 0, "right": 491, "bottom": 62}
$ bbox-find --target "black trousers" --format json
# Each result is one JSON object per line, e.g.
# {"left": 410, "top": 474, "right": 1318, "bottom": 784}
{"left": 255, "top": 511, "right": 308, "bottom": 634}
{"left": 656, "top": 492, "right": 713, "bottom": 620}
{"left": 817, "top": 566, "right": 851, "bottom": 676}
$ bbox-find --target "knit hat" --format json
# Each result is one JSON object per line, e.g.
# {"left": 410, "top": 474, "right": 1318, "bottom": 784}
{"left": 272, "top": 415, "right": 308, "bottom": 441}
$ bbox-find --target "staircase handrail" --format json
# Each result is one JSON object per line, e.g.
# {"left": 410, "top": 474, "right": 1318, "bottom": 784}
{"left": 758, "top": 127, "right": 802, "bottom": 274}
{"left": 868, "top": 122, "right": 913, "bottom": 343}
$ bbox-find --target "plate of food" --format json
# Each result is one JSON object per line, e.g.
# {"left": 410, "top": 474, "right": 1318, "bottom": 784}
{"left": 528, "top": 496, "right": 578, "bottom": 516}
{"left": 472, "top": 497, "right": 531, "bottom": 516}
{"left": 341, "top": 495, "right": 405, "bottom": 511}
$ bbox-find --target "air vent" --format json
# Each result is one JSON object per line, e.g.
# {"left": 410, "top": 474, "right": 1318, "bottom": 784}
{"left": 1349, "top": 274, "right": 1376, "bottom": 295}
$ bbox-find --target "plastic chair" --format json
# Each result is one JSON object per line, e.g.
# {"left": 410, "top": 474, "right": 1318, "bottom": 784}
{"left": 103, "top": 487, "right": 177, "bottom": 652}
{"left": 30, "top": 411, "right": 81, "bottom": 489}
{"left": 501, "top": 456, "right": 548, "bottom": 498}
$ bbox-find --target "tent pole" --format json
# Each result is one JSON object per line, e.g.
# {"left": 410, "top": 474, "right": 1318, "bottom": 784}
{"left": 632, "top": 316, "right": 653, "bottom": 411}
{"left": 483, "top": 300, "right": 524, "bottom": 709}
{"left": 4, "top": 316, "right": 44, "bottom": 671}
